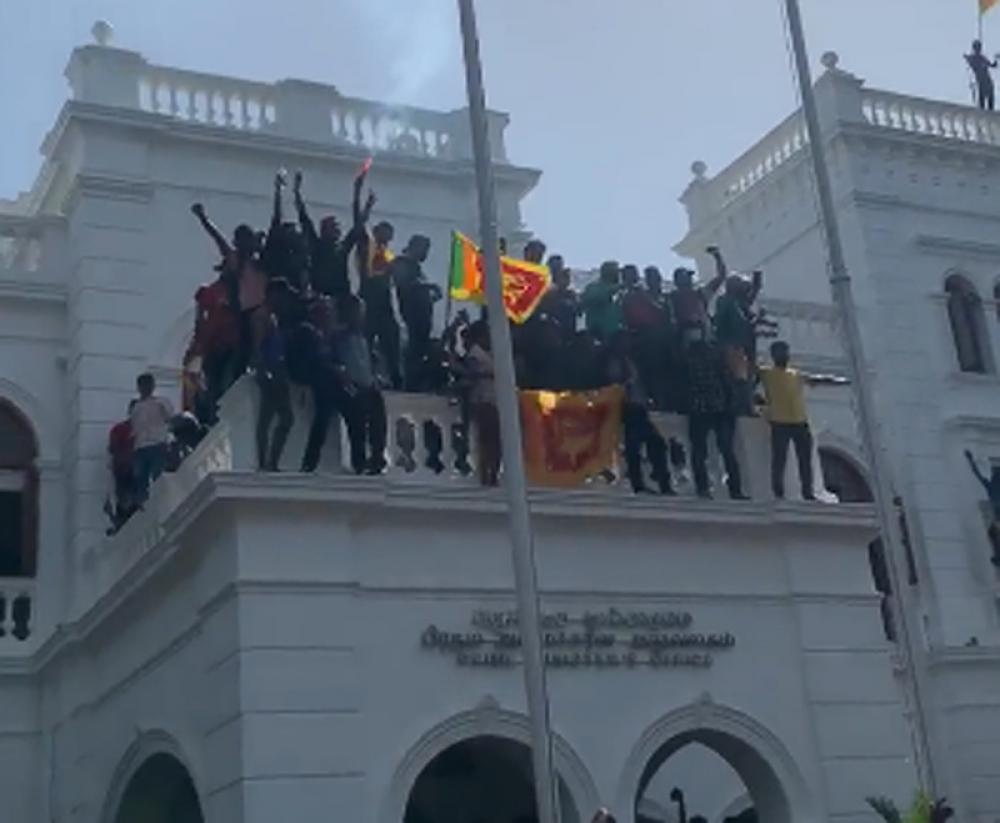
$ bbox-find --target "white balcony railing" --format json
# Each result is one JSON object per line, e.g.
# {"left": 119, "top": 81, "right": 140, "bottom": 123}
{"left": 66, "top": 41, "right": 512, "bottom": 163}
{"left": 860, "top": 89, "right": 1000, "bottom": 146}
{"left": 80, "top": 375, "right": 837, "bottom": 622}
{"left": 0, "top": 579, "right": 35, "bottom": 645}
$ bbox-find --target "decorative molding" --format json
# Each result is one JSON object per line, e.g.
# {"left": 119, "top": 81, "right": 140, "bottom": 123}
{"left": 0, "top": 279, "right": 68, "bottom": 305}
{"left": 915, "top": 234, "right": 1000, "bottom": 259}
{"left": 69, "top": 173, "right": 154, "bottom": 204}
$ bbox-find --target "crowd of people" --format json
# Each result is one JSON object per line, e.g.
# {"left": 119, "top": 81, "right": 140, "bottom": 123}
{"left": 104, "top": 165, "right": 840, "bottom": 531}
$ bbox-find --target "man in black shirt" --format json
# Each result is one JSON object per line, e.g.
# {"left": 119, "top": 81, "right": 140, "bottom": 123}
{"left": 293, "top": 170, "right": 373, "bottom": 299}
{"left": 391, "top": 235, "right": 440, "bottom": 390}
{"left": 685, "top": 339, "right": 747, "bottom": 500}
{"left": 261, "top": 172, "right": 310, "bottom": 292}
{"left": 967, "top": 40, "right": 997, "bottom": 110}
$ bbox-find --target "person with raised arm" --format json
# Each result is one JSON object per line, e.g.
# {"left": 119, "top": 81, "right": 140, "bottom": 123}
{"left": 294, "top": 168, "right": 374, "bottom": 300}
{"left": 356, "top": 213, "right": 401, "bottom": 389}
{"left": 965, "top": 448, "right": 1000, "bottom": 522}
{"left": 671, "top": 245, "right": 728, "bottom": 346}
{"left": 261, "top": 171, "right": 310, "bottom": 292}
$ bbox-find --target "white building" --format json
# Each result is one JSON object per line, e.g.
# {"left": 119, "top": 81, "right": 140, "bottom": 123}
{"left": 2, "top": 28, "right": 979, "bottom": 823}
{"left": 676, "top": 50, "right": 1000, "bottom": 821}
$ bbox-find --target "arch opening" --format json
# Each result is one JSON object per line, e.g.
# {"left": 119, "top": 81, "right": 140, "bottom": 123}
{"left": 404, "top": 735, "right": 581, "bottom": 823}
{"left": 635, "top": 730, "right": 792, "bottom": 823}
{"left": 0, "top": 399, "right": 39, "bottom": 582}
{"left": 113, "top": 753, "right": 203, "bottom": 823}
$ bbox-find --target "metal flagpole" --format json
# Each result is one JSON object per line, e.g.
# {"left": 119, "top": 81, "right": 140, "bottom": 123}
{"left": 454, "top": 3, "right": 561, "bottom": 823}
{"left": 782, "top": 0, "right": 940, "bottom": 797}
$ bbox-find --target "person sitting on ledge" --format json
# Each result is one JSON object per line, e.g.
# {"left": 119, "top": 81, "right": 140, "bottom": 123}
{"left": 758, "top": 340, "right": 846, "bottom": 501}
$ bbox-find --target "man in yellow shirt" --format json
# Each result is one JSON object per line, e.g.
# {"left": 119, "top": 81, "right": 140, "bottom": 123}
{"left": 759, "top": 340, "right": 845, "bottom": 501}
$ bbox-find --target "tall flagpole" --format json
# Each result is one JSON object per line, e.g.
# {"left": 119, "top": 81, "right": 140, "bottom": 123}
{"left": 782, "top": 0, "right": 940, "bottom": 797}
{"left": 455, "top": 3, "right": 561, "bottom": 823}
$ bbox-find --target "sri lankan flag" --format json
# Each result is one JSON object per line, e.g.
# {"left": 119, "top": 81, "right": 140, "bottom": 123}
{"left": 449, "top": 231, "right": 551, "bottom": 325}
{"left": 519, "top": 386, "right": 624, "bottom": 488}
{"left": 984, "top": 0, "right": 998, "bottom": 13}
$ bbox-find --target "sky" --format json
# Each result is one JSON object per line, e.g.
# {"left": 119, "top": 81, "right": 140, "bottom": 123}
{"left": 0, "top": 0, "right": 993, "bottom": 269}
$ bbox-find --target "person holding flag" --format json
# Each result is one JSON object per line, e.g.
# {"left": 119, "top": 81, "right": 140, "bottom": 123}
{"left": 966, "top": 36, "right": 997, "bottom": 110}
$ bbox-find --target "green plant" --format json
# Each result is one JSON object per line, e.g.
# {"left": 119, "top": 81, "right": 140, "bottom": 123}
{"left": 865, "top": 793, "right": 953, "bottom": 823}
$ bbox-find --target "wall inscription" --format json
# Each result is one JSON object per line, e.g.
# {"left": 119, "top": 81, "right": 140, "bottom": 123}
{"left": 421, "top": 608, "right": 736, "bottom": 670}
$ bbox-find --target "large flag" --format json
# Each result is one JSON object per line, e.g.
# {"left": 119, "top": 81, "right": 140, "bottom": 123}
{"left": 448, "top": 231, "right": 551, "bottom": 324}
{"left": 519, "top": 386, "right": 624, "bottom": 488}
{"left": 983, "top": 0, "right": 998, "bottom": 13}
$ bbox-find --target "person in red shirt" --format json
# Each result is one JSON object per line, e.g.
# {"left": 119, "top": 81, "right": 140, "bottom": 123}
{"left": 105, "top": 402, "right": 137, "bottom": 533}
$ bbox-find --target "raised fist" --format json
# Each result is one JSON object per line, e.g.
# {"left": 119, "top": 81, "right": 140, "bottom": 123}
{"left": 191, "top": 203, "right": 205, "bottom": 217}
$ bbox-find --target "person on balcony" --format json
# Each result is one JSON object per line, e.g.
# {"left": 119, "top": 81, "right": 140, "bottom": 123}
{"left": 189, "top": 203, "right": 257, "bottom": 419}
{"left": 966, "top": 39, "right": 997, "bottom": 111}
{"left": 335, "top": 295, "right": 388, "bottom": 475}
{"left": 670, "top": 246, "right": 728, "bottom": 347}
{"left": 964, "top": 449, "right": 1000, "bottom": 565}
{"left": 714, "top": 270, "right": 763, "bottom": 416}
{"left": 759, "top": 340, "right": 845, "bottom": 500}
{"left": 465, "top": 320, "right": 500, "bottom": 487}
{"left": 262, "top": 171, "right": 310, "bottom": 293}
{"left": 537, "top": 255, "right": 580, "bottom": 338}
{"left": 523, "top": 238, "right": 547, "bottom": 265}
{"left": 391, "top": 234, "right": 440, "bottom": 391}
{"left": 251, "top": 280, "right": 294, "bottom": 472}
{"left": 581, "top": 260, "right": 623, "bottom": 342}
{"left": 684, "top": 335, "right": 747, "bottom": 500}
{"left": 130, "top": 373, "right": 174, "bottom": 502}
{"left": 105, "top": 403, "right": 137, "bottom": 534}
{"left": 622, "top": 264, "right": 672, "bottom": 410}
{"left": 357, "top": 218, "right": 402, "bottom": 390}
{"left": 606, "top": 331, "right": 674, "bottom": 496}
{"left": 294, "top": 169, "right": 373, "bottom": 300}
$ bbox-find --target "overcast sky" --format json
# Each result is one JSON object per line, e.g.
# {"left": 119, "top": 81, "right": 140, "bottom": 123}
{"left": 0, "top": 0, "right": 992, "bottom": 268}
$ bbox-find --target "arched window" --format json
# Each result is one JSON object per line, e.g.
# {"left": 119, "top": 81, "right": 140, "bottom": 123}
{"left": 0, "top": 401, "right": 39, "bottom": 578}
{"left": 945, "top": 274, "right": 990, "bottom": 374}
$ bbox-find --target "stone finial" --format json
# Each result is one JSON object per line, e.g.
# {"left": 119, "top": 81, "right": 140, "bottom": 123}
{"left": 691, "top": 161, "right": 708, "bottom": 180}
{"left": 820, "top": 51, "right": 840, "bottom": 72}
{"left": 92, "top": 20, "right": 114, "bottom": 46}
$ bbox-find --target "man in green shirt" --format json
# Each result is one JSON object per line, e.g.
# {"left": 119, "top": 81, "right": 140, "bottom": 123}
{"left": 581, "top": 260, "right": 623, "bottom": 342}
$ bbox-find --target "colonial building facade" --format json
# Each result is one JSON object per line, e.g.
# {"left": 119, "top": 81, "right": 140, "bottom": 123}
{"left": 1, "top": 29, "right": 983, "bottom": 823}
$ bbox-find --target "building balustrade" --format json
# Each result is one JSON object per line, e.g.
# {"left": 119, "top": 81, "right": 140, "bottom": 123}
{"left": 66, "top": 40, "right": 509, "bottom": 162}
{"left": 0, "top": 579, "right": 34, "bottom": 645}
{"left": 77, "top": 375, "right": 840, "bottom": 625}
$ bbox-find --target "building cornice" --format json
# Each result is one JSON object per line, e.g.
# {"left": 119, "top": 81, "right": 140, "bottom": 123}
{"left": 44, "top": 101, "right": 542, "bottom": 196}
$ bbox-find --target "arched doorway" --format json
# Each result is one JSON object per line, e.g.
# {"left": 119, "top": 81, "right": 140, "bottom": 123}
{"left": 113, "top": 753, "right": 203, "bottom": 823}
{"left": 404, "top": 735, "right": 581, "bottom": 823}
{"left": 619, "top": 704, "right": 814, "bottom": 823}
{"left": 635, "top": 732, "right": 783, "bottom": 823}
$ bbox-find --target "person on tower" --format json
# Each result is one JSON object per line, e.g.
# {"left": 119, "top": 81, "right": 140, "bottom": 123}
{"left": 966, "top": 39, "right": 997, "bottom": 111}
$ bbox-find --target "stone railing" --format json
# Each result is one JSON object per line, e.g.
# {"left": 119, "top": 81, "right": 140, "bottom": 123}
{"left": 137, "top": 65, "right": 278, "bottom": 133}
{"left": 0, "top": 579, "right": 35, "bottom": 645}
{"left": 65, "top": 40, "right": 510, "bottom": 162}
{"left": 82, "top": 375, "right": 835, "bottom": 617}
{"left": 0, "top": 214, "right": 68, "bottom": 294}
{"left": 716, "top": 112, "right": 810, "bottom": 203}
{"left": 682, "top": 56, "right": 1000, "bottom": 225}
{"left": 861, "top": 89, "right": 1000, "bottom": 146}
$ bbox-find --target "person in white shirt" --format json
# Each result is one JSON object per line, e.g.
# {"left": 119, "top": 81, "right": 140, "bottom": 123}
{"left": 130, "top": 373, "right": 174, "bottom": 501}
